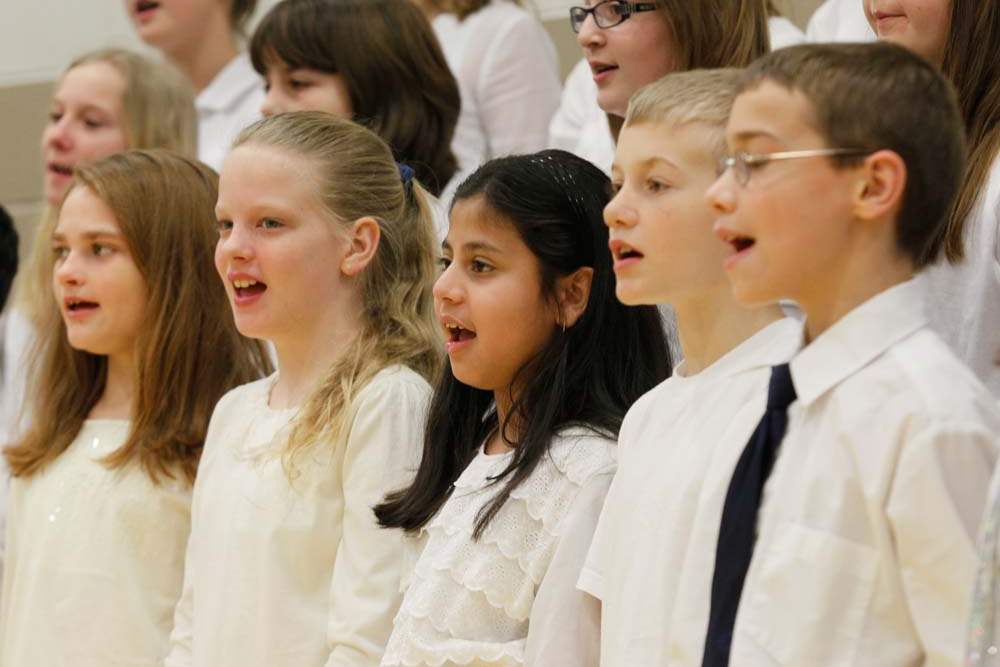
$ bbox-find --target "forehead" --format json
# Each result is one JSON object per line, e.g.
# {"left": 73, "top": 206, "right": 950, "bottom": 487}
{"left": 616, "top": 121, "right": 719, "bottom": 172}
{"left": 55, "top": 62, "right": 126, "bottom": 111}
{"left": 728, "top": 80, "right": 825, "bottom": 147}
{"left": 446, "top": 196, "right": 526, "bottom": 251}
{"left": 55, "top": 186, "right": 121, "bottom": 234}
{"left": 218, "top": 144, "right": 326, "bottom": 212}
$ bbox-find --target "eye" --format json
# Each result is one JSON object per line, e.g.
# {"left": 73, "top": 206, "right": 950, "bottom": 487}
{"left": 92, "top": 243, "right": 113, "bottom": 257}
{"left": 83, "top": 117, "right": 105, "bottom": 130}
{"left": 645, "top": 178, "right": 669, "bottom": 193}
{"left": 48, "top": 111, "right": 63, "bottom": 124}
{"left": 470, "top": 258, "right": 493, "bottom": 274}
{"left": 52, "top": 245, "right": 69, "bottom": 261}
{"left": 260, "top": 218, "right": 283, "bottom": 230}
{"left": 288, "top": 78, "right": 310, "bottom": 91}
{"left": 217, "top": 219, "right": 233, "bottom": 236}
{"left": 610, "top": 181, "right": 623, "bottom": 194}
{"left": 438, "top": 256, "right": 452, "bottom": 271}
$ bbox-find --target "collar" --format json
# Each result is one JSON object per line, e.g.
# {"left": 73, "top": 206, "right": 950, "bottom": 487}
{"left": 683, "top": 316, "right": 803, "bottom": 382}
{"left": 790, "top": 279, "right": 927, "bottom": 406}
{"left": 196, "top": 52, "right": 261, "bottom": 113}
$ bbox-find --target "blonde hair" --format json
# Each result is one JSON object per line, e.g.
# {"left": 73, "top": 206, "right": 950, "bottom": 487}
{"left": 232, "top": 111, "right": 442, "bottom": 473}
{"left": 18, "top": 49, "right": 197, "bottom": 328}
{"left": 626, "top": 68, "right": 743, "bottom": 158}
{"left": 5, "top": 150, "right": 272, "bottom": 483}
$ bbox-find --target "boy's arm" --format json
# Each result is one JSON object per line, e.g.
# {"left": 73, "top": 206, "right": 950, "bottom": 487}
{"left": 888, "top": 422, "right": 999, "bottom": 666}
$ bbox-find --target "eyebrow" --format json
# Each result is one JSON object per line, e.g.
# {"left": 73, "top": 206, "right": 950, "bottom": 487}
{"left": 441, "top": 239, "right": 504, "bottom": 254}
{"left": 731, "top": 129, "right": 781, "bottom": 143}
{"left": 51, "top": 229, "right": 122, "bottom": 242}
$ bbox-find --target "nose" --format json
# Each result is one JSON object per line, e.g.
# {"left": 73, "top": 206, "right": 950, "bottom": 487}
{"left": 603, "top": 187, "right": 637, "bottom": 229}
{"left": 260, "top": 86, "right": 284, "bottom": 118}
{"left": 216, "top": 221, "right": 256, "bottom": 266}
{"left": 54, "top": 250, "right": 84, "bottom": 288}
{"left": 432, "top": 260, "right": 463, "bottom": 305}
{"left": 706, "top": 170, "right": 737, "bottom": 215}
{"left": 576, "top": 12, "right": 604, "bottom": 50}
{"left": 43, "top": 116, "right": 74, "bottom": 153}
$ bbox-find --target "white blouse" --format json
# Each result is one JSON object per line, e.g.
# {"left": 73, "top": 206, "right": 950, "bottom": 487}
{"left": 196, "top": 52, "right": 265, "bottom": 171}
{"left": 0, "top": 420, "right": 192, "bottom": 666}
{"left": 381, "top": 428, "right": 615, "bottom": 667}
{"left": 922, "top": 155, "right": 1000, "bottom": 395}
{"left": 434, "top": 0, "right": 561, "bottom": 199}
{"left": 165, "top": 365, "right": 431, "bottom": 667}
{"left": 805, "top": 0, "right": 876, "bottom": 42}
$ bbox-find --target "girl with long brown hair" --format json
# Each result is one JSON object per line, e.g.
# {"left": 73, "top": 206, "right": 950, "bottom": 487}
{"left": 164, "top": 112, "right": 440, "bottom": 667}
{"left": 0, "top": 150, "right": 270, "bottom": 665}
{"left": 866, "top": 0, "right": 1000, "bottom": 395}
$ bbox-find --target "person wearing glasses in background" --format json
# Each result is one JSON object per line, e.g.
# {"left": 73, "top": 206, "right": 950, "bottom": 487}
{"left": 549, "top": 0, "right": 798, "bottom": 177}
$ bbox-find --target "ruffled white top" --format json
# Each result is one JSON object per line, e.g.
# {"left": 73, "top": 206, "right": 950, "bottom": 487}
{"left": 381, "top": 428, "right": 615, "bottom": 667}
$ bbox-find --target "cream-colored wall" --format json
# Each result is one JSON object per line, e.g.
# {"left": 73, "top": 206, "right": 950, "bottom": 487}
{"left": 0, "top": 0, "right": 825, "bottom": 255}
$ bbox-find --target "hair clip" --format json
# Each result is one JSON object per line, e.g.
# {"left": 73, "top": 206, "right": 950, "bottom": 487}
{"left": 397, "top": 162, "right": 415, "bottom": 188}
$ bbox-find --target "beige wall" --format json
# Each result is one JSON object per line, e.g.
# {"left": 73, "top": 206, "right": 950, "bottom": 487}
{"left": 1, "top": 0, "right": 826, "bottom": 256}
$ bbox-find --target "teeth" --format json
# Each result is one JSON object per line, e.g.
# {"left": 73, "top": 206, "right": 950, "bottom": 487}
{"left": 233, "top": 279, "right": 258, "bottom": 289}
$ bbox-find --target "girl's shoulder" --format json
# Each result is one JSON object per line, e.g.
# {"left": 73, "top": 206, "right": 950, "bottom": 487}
{"left": 541, "top": 426, "right": 617, "bottom": 488}
{"left": 210, "top": 373, "right": 278, "bottom": 422}
{"left": 353, "top": 364, "right": 433, "bottom": 408}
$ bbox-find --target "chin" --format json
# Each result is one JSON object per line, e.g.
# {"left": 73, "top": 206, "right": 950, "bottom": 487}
{"left": 448, "top": 363, "right": 494, "bottom": 392}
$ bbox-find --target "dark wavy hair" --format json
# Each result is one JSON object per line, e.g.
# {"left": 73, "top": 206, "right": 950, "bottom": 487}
{"left": 250, "top": 0, "right": 460, "bottom": 196}
{"left": 376, "top": 150, "right": 671, "bottom": 538}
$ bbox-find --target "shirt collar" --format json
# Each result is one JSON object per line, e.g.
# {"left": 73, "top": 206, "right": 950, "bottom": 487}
{"left": 790, "top": 279, "right": 927, "bottom": 406}
{"left": 687, "top": 316, "right": 803, "bottom": 382}
{"left": 196, "top": 53, "right": 261, "bottom": 113}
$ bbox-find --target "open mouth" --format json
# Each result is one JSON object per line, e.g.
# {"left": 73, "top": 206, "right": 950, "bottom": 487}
{"left": 611, "top": 241, "right": 643, "bottom": 262}
{"left": 136, "top": 0, "right": 160, "bottom": 14}
{"left": 444, "top": 322, "right": 476, "bottom": 344}
{"left": 590, "top": 62, "right": 619, "bottom": 78}
{"left": 233, "top": 278, "right": 267, "bottom": 298}
{"left": 730, "top": 236, "right": 755, "bottom": 253}
{"left": 48, "top": 162, "right": 73, "bottom": 177}
{"left": 66, "top": 297, "right": 99, "bottom": 313}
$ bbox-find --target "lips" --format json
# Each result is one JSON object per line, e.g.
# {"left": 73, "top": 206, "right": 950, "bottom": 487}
{"left": 47, "top": 162, "right": 73, "bottom": 178}
{"left": 63, "top": 296, "right": 100, "bottom": 320}
{"left": 715, "top": 226, "right": 757, "bottom": 270}
{"left": 134, "top": 0, "right": 161, "bottom": 22}
{"left": 441, "top": 316, "right": 476, "bottom": 353}
{"left": 588, "top": 60, "right": 618, "bottom": 84}
{"left": 228, "top": 273, "right": 268, "bottom": 307}
{"left": 609, "top": 239, "right": 643, "bottom": 272}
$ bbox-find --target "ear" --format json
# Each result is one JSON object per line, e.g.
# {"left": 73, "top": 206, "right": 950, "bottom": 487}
{"left": 853, "top": 149, "right": 907, "bottom": 223}
{"left": 555, "top": 266, "right": 594, "bottom": 329}
{"left": 340, "top": 216, "right": 381, "bottom": 278}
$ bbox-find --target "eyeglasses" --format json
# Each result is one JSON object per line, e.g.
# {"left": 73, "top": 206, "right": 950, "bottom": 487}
{"left": 569, "top": 1, "right": 658, "bottom": 33}
{"left": 717, "top": 148, "right": 869, "bottom": 186}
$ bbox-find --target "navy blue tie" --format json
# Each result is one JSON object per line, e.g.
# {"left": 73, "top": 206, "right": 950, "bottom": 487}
{"left": 702, "top": 363, "right": 797, "bottom": 667}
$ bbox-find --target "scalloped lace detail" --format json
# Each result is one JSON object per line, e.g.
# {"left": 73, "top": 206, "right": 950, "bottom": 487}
{"left": 381, "top": 432, "right": 615, "bottom": 666}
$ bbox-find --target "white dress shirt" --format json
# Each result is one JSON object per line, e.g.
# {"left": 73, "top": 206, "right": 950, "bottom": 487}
{"left": 806, "top": 0, "right": 876, "bottom": 42}
{"left": 0, "top": 420, "right": 192, "bottom": 666}
{"left": 729, "top": 280, "right": 1000, "bottom": 666}
{"left": 165, "top": 365, "right": 431, "bottom": 667}
{"left": 434, "top": 0, "right": 561, "bottom": 199}
{"left": 921, "top": 156, "right": 1000, "bottom": 396}
{"left": 381, "top": 428, "right": 615, "bottom": 667}
{"left": 578, "top": 318, "right": 802, "bottom": 666}
{"left": 196, "top": 52, "right": 264, "bottom": 171}
{"left": 548, "top": 17, "right": 808, "bottom": 177}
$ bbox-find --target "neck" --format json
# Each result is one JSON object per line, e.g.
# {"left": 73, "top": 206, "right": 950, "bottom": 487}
{"left": 799, "top": 246, "right": 914, "bottom": 342}
{"left": 488, "top": 387, "right": 517, "bottom": 455}
{"left": 91, "top": 351, "right": 136, "bottom": 419}
{"left": 165, "top": 20, "right": 239, "bottom": 92}
{"left": 269, "top": 292, "right": 365, "bottom": 409}
{"left": 673, "top": 283, "right": 785, "bottom": 376}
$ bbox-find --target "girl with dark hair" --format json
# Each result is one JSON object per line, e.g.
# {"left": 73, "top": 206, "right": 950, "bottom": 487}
{"left": 124, "top": 0, "right": 264, "bottom": 170}
{"left": 250, "top": 0, "right": 460, "bottom": 205}
{"left": 376, "top": 150, "right": 670, "bottom": 666}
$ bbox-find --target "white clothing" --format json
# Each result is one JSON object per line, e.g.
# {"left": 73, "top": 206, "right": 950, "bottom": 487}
{"left": 381, "top": 428, "right": 615, "bottom": 667}
{"left": 0, "top": 420, "right": 192, "bottom": 666}
{"left": 434, "top": 0, "right": 561, "bottom": 199}
{"left": 922, "top": 155, "right": 1000, "bottom": 396}
{"left": 548, "top": 17, "right": 809, "bottom": 177}
{"left": 806, "top": 0, "right": 876, "bottom": 43}
{"left": 165, "top": 365, "right": 431, "bottom": 667}
{"left": 729, "top": 280, "right": 999, "bottom": 666}
{"left": 0, "top": 306, "right": 32, "bottom": 447}
{"left": 768, "top": 16, "right": 806, "bottom": 50}
{"left": 578, "top": 318, "right": 802, "bottom": 666}
{"left": 196, "top": 53, "right": 264, "bottom": 171}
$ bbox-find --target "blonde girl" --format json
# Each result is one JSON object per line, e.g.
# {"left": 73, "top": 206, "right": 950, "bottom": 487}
{"left": 165, "top": 111, "right": 441, "bottom": 667}
{"left": 0, "top": 149, "right": 270, "bottom": 665}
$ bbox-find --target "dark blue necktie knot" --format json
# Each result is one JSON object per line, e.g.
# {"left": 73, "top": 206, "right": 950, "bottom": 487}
{"left": 766, "top": 363, "right": 796, "bottom": 412}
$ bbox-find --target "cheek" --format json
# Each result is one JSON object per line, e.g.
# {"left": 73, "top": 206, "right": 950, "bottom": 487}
{"left": 80, "top": 129, "right": 128, "bottom": 162}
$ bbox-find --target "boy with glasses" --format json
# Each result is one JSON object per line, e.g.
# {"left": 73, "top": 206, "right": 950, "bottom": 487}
{"left": 704, "top": 41, "right": 1000, "bottom": 666}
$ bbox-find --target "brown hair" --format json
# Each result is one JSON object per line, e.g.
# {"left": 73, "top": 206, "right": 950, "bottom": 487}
{"left": 6, "top": 150, "right": 272, "bottom": 483}
{"left": 626, "top": 68, "right": 742, "bottom": 158}
{"left": 939, "top": 0, "right": 1000, "bottom": 262}
{"left": 230, "top": 0, "right": 258, "bottom": 34}
{"left": 233, "top": 112, "right": 442, "bottom": 474}
{"left": 739, "top": 42, "right": 967, "bottom": 269}
{"left": 657, "top": 0, "right": 771, "bottom": 71}
{"left": 249, "top": 0, "right": 460, "bottom": 196}
{"left": 17, "top": 49, "right": 198, "bottom": 328}
{"left": 422, "top": 0, "right": 520, "bottom": 20}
